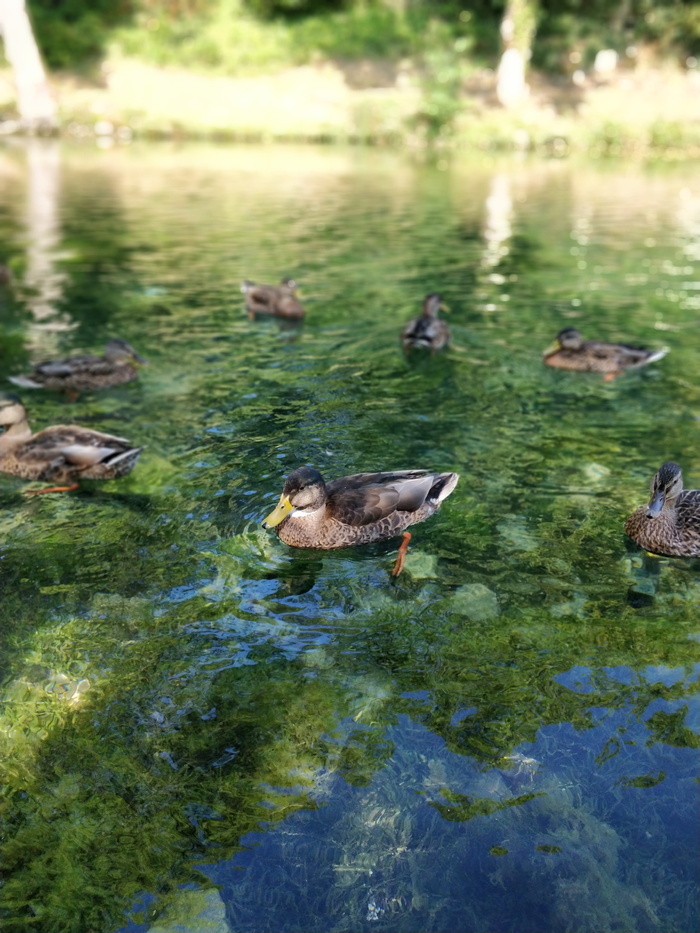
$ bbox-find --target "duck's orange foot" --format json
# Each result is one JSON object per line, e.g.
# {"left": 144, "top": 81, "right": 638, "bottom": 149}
{"left": 391, "top": 531, "right": 412, "bottom": 577}
{"left": 24, "top": 483, "right": 80, "bottom": 495}
{"left": 603, "top": 372, "right": 621, "bottom": 383}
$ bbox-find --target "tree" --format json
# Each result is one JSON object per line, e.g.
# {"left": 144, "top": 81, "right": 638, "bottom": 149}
{"left": 0, "top": 0, "right": 56, "bottom": 129}
{"left": 496, "top": 0, "right": 539, "bottom": 108}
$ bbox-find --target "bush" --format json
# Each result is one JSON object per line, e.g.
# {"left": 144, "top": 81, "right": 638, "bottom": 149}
{"left": 28, "top": 0, "right": 135, "bottom": 69}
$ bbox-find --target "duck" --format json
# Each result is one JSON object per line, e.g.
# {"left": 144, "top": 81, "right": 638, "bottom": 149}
{"left": 625, "top": 461, "right": 700, "bottom": 557}
{"left": 262, "top": 466, "right": 459, "bottom": 576}
{"left": 8, "top": 339, "right": 147, "bottom": 395}
{"left": 401, "top": 293, "right": 450, "bottom": 352}
{"left": 542, "top": 327, "right": 667, "bottom": 379}
{"left": 0, "top": 393, "right": 143, "bottom": 494}
{"left": 241, "top": 278, "right": 304, "bottom": 319}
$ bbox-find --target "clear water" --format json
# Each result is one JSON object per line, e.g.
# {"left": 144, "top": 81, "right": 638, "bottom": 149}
{"left": 0, "top": 140, "right": 698, "bottom": 933}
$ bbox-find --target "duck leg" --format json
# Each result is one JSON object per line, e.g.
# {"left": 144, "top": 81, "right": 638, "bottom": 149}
{"left": 391, "top": 531, "right": 412, "bottom": 577}
{"left": 24, "top": 483, "right": 80, "bottom": 495}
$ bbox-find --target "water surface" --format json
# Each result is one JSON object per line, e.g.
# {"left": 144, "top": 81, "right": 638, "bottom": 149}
{"left": 0, "top": 141, "right": 698, "bottom": 933}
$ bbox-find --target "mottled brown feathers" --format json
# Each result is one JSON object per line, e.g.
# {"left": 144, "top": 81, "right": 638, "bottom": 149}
{"left": 401, "top": 294, "right": 450, "bottom": 352}
{"left": 241, "top": 278, "right": 304, "bottom": 319}
{"left": 543, "top": 327, "right": 667, "bottom": 374}
{"left": 0, "top": 398, "right": 143, "bottom": 486}
{"left": 8, "top": 339, "right": 146, "bottom": 393}
{"left": 625, "top": 462, "right": 700, "bottom": 557}
{"left": 265, "top": 467, "right": 459, "bottom": 550}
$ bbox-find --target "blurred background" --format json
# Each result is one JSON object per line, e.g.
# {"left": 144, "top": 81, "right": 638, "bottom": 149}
{"left": 1, "top": 0, "right": 699, "bottom": 153}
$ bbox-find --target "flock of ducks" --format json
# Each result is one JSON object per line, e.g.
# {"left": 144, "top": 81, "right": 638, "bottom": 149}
{"left": 1, "top": 281, "right": 698, "bottom": 571}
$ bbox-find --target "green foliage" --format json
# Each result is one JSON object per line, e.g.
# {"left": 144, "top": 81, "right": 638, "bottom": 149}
{"left": 536, "top": 0, "right": 700, "bottom": 69}
{"left": 27, "top": 0, "right": 136, "bottom": 69}
{"left": 19, "top": 0, "right": 700, "bottom": 76}
{"left": 245, "top": 0, "right": 348, "bottom": 18}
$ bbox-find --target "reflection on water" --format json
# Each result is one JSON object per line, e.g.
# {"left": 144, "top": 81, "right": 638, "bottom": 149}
{"left": 0, "top": 142, "right": 698, "bottom": 933}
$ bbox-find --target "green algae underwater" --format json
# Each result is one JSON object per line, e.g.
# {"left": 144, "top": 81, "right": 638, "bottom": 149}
{"left": 0, "top": 141, "right": 698, "bottom": 933}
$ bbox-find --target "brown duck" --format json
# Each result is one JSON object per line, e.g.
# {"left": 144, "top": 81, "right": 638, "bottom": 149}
{"left": 0, "top": 393, "right": 143, "bottom": 494}
{"left": 401, "top": 293, "right": 450, "bottom": 352}
{"left": 625, "top": 461, "right": 700, "bottom": 557}
{"left": 543, "top": 327, "right": 667, "bottom": 379}
{"left": 241, "top": 278, "right": 304, "bottom": 319}
{"left": 262, "top": 466, "right": 459, "bottom": 575}
{"left": 8, "top": 338, "right": 147, "bottom": 394}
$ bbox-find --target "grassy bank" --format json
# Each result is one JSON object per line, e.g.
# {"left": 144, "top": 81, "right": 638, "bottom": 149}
{"left": 2, "top": 56, "right": 699, "bottom": 159}
{"left": 2, "top": 0, "right": 700, "bottom": 156}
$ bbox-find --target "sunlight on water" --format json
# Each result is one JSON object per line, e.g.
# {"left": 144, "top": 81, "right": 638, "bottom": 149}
{"left": 0, "top": 141, "right": 698, "bottom": 933}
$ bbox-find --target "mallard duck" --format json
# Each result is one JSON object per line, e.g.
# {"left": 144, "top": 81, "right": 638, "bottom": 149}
{"left": 625, "top": 461, "right": 700, "bottom": 557}
{"left": 0, "top": 393, "right": 143, "bottom": 494}
{"left": 543, "top": 327, "right": 667, "bottom": 379}
{"left": 401, "top": 293, "right": 450, "bottom": 352}
{"left": 262, "top": 466, "right": 459, "bottom": 575}
{"left": 241, "top": 278, "right": 304, "bottom": 319}
{"left": 8, "top": 339, "right": 147, "bottom": 394}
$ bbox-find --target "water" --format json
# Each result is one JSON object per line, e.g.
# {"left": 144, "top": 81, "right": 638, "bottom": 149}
{"left": 0, "top": 140, "right": 698, "bottom": 933}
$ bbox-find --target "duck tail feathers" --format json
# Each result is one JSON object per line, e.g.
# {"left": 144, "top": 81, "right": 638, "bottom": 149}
{"left": 646, "top": 347, "right": 669, "bottom": 364}
{"left": 430, "top": 472, "right": 459, "bottom": 504}
{"left": 7, "top": 374, "right": 42, "bottom": 388}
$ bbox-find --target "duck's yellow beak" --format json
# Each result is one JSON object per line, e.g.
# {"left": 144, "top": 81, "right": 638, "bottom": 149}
{"left": 440, "top": 301, "right": 451, "bottom": 313}
{"left": 542, "top": 339, "right": 561, "bottom": 357}
{"left": 262, "top": 494, "right": 295, "bottom": 529}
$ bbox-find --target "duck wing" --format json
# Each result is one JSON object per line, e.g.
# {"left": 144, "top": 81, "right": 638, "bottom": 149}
{"left": 326, "top": 471, "right": 443, "bottom": 526}
{"left": 34, "top": 353, "right": 102, "bottom": 375}
{"left": 20, "top": 425, "right": 135, "bottom": 467}
{"left": 241, "top": 282, "right": 279, "bottom": 312}
{"left": 584, "top": 340, "right": 665, "bottom": 368}
{"left": 677, "top": 489, "right": 700, "bottom": 524}
{"left": 402, "top": 317, "right": 449, "bottom": 349}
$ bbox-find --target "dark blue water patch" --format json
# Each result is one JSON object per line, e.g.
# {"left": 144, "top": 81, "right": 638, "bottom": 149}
{"left": 165, "top": 709, "right": 696, "bottom": 933}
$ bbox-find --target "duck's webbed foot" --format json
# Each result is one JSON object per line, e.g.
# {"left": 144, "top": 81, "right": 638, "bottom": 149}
{"left": 391, "top": 531, "right": 412, "bottom": 577}
{"left": 24, "top": 483, "right": 80, "bottom": 495}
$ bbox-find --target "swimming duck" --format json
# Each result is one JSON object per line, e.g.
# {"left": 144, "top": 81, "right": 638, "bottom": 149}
{"left": 0, "top": 393, "right": 143, "bottom": 494}
{"left": 401, "top": 293, "right": 450, "bottom": 352}
{"left": 241, "top": 278, "right": 304, "bottom": 319}
{"left": 625, "top": 461, "right": 700, "bottom": 557}
{"left": 262, "top": 466, "right": 459, "bottom": 576}
{"left": 8, "top": 339, "right": 147, "bottom": 394}
{"left": 542, "top": 328, "right": 667, "bottom": 379}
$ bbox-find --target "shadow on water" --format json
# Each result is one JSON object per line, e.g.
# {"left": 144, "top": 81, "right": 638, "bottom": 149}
{"left": 0, "top": 141, "right": 698, "bottom": 933}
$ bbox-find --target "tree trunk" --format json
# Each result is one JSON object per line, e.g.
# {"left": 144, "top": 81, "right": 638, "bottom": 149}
{"left": 0, "top": 0, "right": 57, "bottom": 130}
{"left": 496, "top": 0, "right": 538, "bottom": 108}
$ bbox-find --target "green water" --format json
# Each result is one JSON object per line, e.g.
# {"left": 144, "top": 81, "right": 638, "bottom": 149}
{"left": 0, "top": 141, "right": 698, "bottom": 933}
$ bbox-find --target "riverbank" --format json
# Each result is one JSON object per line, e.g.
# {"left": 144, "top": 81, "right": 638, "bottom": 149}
{"left": 1, "top": 53, "right": 699, "bottom": 157}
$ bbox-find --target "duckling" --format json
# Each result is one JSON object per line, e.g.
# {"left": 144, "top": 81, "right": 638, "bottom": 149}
{"left": 8, "top": 339, "right": 147, "bottom": 394}
{"left": 0, "top": 393, "right": 143, "bottom": 494}
{"left": 401, "top": 293, "right": 450, "bottom": 352}
{"left": 625, "top": 461, "right": 700, "bottom": 557}
{"left": 241, "top": 278, "right": 304, "bottom": 319}
{"left": 543, "top": 327, "right": 667, "bottom": 380}
{"left": 263, "top": 466, "right": 459, "bottom": 576}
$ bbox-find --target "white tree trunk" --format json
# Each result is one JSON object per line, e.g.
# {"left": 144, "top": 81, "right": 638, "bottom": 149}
{"left": 0, "top": 0, "right": 57, "bottom": 129}
{"left": 496, "top": 0, "right": 538, "bottom": 108}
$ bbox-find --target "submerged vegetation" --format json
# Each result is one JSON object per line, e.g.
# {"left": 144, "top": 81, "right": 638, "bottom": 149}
{"left": 0, "top": 145, "right": 698, "bottom": 931}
